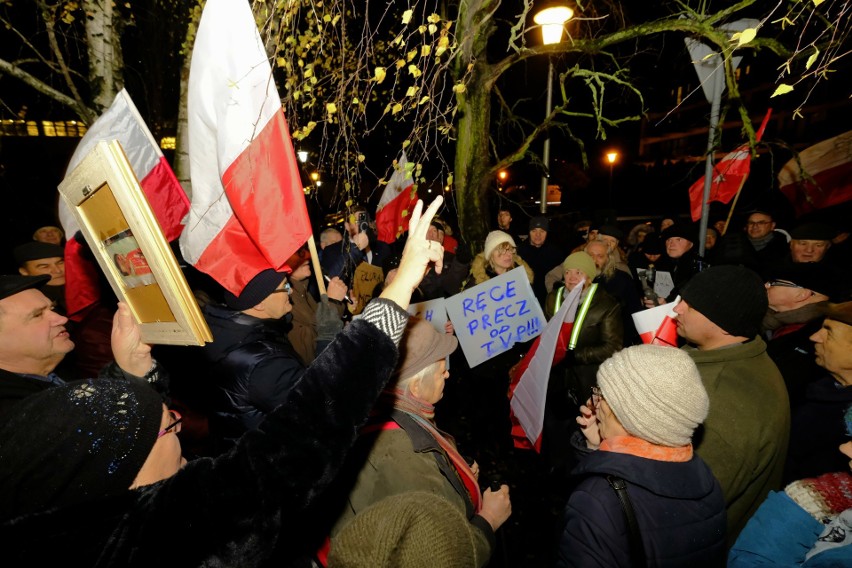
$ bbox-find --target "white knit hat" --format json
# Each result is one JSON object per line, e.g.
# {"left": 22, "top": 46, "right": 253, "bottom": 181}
{"left": 483, "top": 230, "right": 516, "bottom": 260}
{"left": 596, "top": 345, "right": 709, "bottom": 447}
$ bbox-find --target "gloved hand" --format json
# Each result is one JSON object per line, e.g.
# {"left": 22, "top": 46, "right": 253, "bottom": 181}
{"left": 316, "top": 294, "right": 344, "bottom": 342}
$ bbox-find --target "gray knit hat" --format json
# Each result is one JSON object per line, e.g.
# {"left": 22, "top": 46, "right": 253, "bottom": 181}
{"left": 596, "top": 345, "right": 709, "bottom": 447}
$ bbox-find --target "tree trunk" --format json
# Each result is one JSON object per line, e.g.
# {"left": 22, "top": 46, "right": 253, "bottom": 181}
{"left": 83, "top": 0, "right": 124, "bottom": 113}
{"left": 174, "top": 36, "right": 194, "bottom": 197}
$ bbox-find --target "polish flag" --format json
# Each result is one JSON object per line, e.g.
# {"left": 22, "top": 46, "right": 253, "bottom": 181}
{"left": 778, "top": 130, "right": 852, "bottom": 216}
{"left": 688, "top": 109, "right": 772, "bottom": 222}
{"left": 632, "top": 297, "right": 680, "bottom": 347}
{"left": 375, "top": 152, "right": 418, "bottom": 243}
{"left": 59, "top": 89, "right": 189, "bottom": 320}
{"left": 179, "top": 0, "right": 312, "bottom": 295}
{"left": 508, "top": 282, "right": 586, "bottom": 452}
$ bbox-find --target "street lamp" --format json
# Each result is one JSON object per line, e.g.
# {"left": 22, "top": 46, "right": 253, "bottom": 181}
{"left": 297, "top": 149, "right": 308, "bottom": 163}
{"left": 498, "top": 169, "right": 507, "bottom": 191}
{"left": 605, "top": 151, "right": 619, "bottom": 205}
{"left": 534, "top": 3, "right": 574, "bottom": 214}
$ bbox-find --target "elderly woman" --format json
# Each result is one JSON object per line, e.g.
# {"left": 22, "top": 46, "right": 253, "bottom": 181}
{"left": 543, "top": 251, "right": 623, "bottom": 473}
{"left": 463, "top": 230, "right": 534, "bottom": 289}
{"left": 557, "top": 345, "right": 726, "bottom": 567}
{"left": 328, "top": 318, "right": 512, "bottom": 567}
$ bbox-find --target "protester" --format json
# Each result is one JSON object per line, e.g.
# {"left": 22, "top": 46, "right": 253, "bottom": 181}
{"left": 13, "top": 241, "right": 67, "bottom": 315}
{"left": 0, "top": 197, "right": 447, "bottom": 566}
{"left": 558, "top": 345, "right": 725, "bottom": 567}
{"left": 463, "top": 230, "right": 534, "bottom": 289}
{"left": 675, "top": 265, "right": 789, "bottom": 545}
{"left": 744, "top": 209, "right": 788, "bottom": 267}
{"left": 32, "top": 225, "right": 65, "bottom": 246}
{"left": 517, "top": 216, "right": 564, "bottom": 309}
{"left": 326, "top": 318, "right": 511, "bottom": 566}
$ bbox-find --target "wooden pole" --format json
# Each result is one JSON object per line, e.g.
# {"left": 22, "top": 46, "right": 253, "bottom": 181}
{"left": 306, "top": 234, "right": 326, "bottom": 295}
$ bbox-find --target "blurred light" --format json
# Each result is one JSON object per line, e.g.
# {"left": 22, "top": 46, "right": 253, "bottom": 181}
{"left": 297, "top": 150, "right": 308, "bottom": 163}
{"left": 533, "top": 5, "right": 573, "bottom": 45}
{"left": 498, "top": 170, "right": 508, "bottom": 181}
{"left": 160, "top": 136, "right": 176, "bottom": 150}
{"left": 606, "top": 151, "right": 619, "bottom": 165}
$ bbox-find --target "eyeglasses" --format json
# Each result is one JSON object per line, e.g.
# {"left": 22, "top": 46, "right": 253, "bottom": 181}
{"left": 496, "top": 246, "right": 517, "bottom": 255}
{"left": 767, "top": 280, "right": 802, "bottom": 289}
{"left": 157, "top": 410, "right": 183, "bottom": 438}
{"left": 589, "top": 386, "right": 604, "bottom": 413}
{"left": 270, "top": 282, "right": 293, "bottom": 295}
{"left": 746, "top": 220, "right": 772, "bottom": 227}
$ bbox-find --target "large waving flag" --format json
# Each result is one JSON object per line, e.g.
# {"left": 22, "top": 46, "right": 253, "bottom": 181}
{"left": 59, "top": 89, "right": 189, "bottom": 320}
{"left": 375, "top": 151, "right": 418, "bottom": 243}
{"left": 688, "top": 109, "right": 772, "bottom": 222}
{"left": 508, "top": 282, "right": 589, "bottom": 451}
{"left": 778, "top": 130, "right": 852, "bottom": 216}
{"left": 179, "top": 0, "right": 312, "bottom": 295}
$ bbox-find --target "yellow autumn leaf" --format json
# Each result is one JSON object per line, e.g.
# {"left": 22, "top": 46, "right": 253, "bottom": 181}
{"left": 407, "top": 48, "right": 417, "bottom": 61}
{"left": 392, "top": 34, "right": 403, "bottom": 46}
{"left": 406, "top": 86, "right": 419, "bottom": 97}
{"left": 352, "top": 96, "right": 360, "bottom": 104}
{"left": 345, "top": 199, "right": 353, "bottom": 207}
{"left": 805, "top": 47, "right": 820, "bottom": 70}
{"left": 404, "top": 162, "right": 416, "bottom": 174}
{"left": 452, "top": 82, "right": 466, "bottom": 93}
{"left": 396, "top": 59, "right": 406, "bottom": 69}
{"left": 418, "top": 25, "right": 427, "bottom": 34}
{"left": 323, "top": 14, "right": 331, "bottom": 22}
{"left": 304, "top": 67, "right": 313, "bottom": 78}
{"left": 771, "top": 84, "right": 794, "bottom": 97}
{"left": 436, "top": 35, "right": 449, "bottom": 57}
{"left": 402, "top": 140, "right": 411, "bottom": 148}
{"left": 731, "top": 28, "right": 757, "bottom": 47}
{"left": 374, "top": 67, "right": 386, "bottom": 83}
{"left": 418, "top": 96, "right": 430, "bottom": 105}
{"left": 428, "top": 23, "right": 437, "bottom": 34}
{"left": 408, "top": 65, "right": 422, "bottom": 78}
{"left": 332, "top": 15, "right": 341, "bottom": 26}
{"left": 392, "top": 103, "right": 403, "bottom": 114}
{"left": 421, "top": 45, "right": 431, "bottom": 56}
{"left": 446, "top": 174, "right": 453, "bottom": 186}
{"left": 427, "top": 14, "right": 441, "bottom": 24}
{"left": 402, "top": 9, "right": 413, "bottom": 24}
{"left": 276, "top": 57, "right": 286, "bottom": 67}
{"left": 326, "top": 102, "right": 337, "bottom": 114}
{"left": 357, "top": 154, "right": 365, "bottom": 162}
{"left": 813, "top": 0, "right": 825, "bottom": 5}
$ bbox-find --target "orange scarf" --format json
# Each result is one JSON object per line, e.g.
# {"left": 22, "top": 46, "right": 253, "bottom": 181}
{"left": 600, "top": 435, "right": 693, "bottom": 462}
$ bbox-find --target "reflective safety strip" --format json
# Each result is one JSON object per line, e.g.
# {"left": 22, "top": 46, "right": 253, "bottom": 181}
{"left": 569, "top": 283, "right": 598, "bottom": 350}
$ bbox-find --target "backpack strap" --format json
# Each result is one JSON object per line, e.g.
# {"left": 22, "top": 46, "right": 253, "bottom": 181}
{"left": 606, "top": 475, "right": 647, "bottom": 568}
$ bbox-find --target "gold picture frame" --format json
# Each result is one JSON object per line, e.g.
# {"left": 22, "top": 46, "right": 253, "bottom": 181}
{"left": 58, "top": 140, "right": 212, "bottom": 346}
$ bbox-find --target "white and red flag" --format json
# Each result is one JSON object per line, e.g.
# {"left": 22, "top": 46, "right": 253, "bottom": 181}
{"left": 59, "top": 88, "right": 189, "bottom": 320}
{"left": 778, "top": 130, "right": 852, "bottom": 217}
{"left": 688, "top": 108, "right": 772, "bottom": 222}
{"left": 508, "top": 282, "right": 587, "bottom": 452}
{"left": 632, "top": 297, "right": 680, "bottom": 347}
{"left": 375, "top": 151, "right": 418, "bottom": 243}
{"left": 179, "top": 0, "right": 311, "bottom": 295}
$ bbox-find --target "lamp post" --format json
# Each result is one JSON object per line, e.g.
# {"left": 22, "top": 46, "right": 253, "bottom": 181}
{"left": 533, "top": 3, "right": 573, "bottom": 214}
{"left": 605, "top": 151, "right": 619, "bottom": 205}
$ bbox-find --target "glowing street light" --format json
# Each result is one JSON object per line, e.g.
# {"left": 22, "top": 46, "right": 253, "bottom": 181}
{"left": 533, "top": 3, "right": 574, "bottom": 214}
{"left": 297, "top": 149, "right": 309, "bottom": 163}
{"left": 605, "top": 150, "right": 619, "bottom": 205}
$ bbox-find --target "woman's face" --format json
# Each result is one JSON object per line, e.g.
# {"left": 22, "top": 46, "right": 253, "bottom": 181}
{"left": 416, "top": 360, "right": 449, "bottom": 404}
{"left": 490, "top": 244, "right": 516, "bottom": 272}
{"left": 131, "top": 405, "right": 186, "bottom": 489}
{"left": 564, "top": 268, "right": 587, "bottom": 291}
{"left": 705, "top": 229, "right": 717, "bottom": 250}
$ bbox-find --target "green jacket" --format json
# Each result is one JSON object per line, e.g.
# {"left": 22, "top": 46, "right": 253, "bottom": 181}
{"left": 687, "top": 337, "right": 790, "bottom": 547}
{"left": 330, "top": 411, "right": 494, "bottom": 566}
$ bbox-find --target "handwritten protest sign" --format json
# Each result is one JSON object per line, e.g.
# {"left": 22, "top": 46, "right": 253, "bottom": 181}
{"left": 351, "top": 262, "right": 383, "bottom": 315}
{"left": 408, "top": 298, "right": 448, "bottom": 333}
{"left": 445, "top": 266, "right": 545, "bottom": 368}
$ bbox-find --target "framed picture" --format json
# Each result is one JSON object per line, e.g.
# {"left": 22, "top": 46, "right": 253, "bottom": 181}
{"left": 58, "top": 140, "right": 212, "bottom": 346}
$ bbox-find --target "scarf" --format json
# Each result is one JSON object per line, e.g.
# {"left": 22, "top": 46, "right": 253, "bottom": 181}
{"left": 380, "top": 389, "right": 482, "bottom": 512}
{"left": 600, "top": 435, "right": 693, "bottom": 462}
{"left": 762, "top": 302, "right": 828, "bottom": 337}
{"left": 749, "top": 232, "right": 775, "bottom": 252}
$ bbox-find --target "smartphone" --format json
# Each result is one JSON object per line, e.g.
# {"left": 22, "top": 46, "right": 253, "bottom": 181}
{"left": 356, "top": 211, "right": 369, "bottom": 234}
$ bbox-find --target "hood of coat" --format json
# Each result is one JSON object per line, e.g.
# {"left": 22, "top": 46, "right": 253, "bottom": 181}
{"left": 571, "top": 446, "right": 718, "bottom": 500}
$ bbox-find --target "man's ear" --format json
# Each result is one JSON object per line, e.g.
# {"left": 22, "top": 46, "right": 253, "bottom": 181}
{"left": 18, "top": 267, "right": 29, "bottom": 277}
{"left": 407, "top": 377, "right": 423, "bottom": 399}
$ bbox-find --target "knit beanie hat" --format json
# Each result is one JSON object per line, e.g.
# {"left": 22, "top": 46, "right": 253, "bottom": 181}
{"left": 791, "top": 222, "right": 837, "bottom": 241}
{"left": 680, "top": 265, "right": 768, "bottom": 338}
{"left": 483, "top": 230, "right": 515, "bottom": 260}
{"left": 562, "top": 251, "right": 597, "bottom": 282}
{"left": 0, "top": 379, "right": 164, "bottom": 520}
{"left": 394, "top": 318, "right": 458, "bottom": 381}
{"left": 223, "top": 268, "right": 287, "bottom": 310}
{"left": 596, "top": 345, "right": 709, "bottom": 447}
{"left": 328, "top": 491, "right": 481, "bottom": 568}
{"left": 529, "top": 216, "right": 549, "bottom": 232}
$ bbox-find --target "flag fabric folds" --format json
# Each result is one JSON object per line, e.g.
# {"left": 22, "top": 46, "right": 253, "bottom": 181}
{"left": 59, "top": 89, "right": 189, "bottom": 320}
{"left": 179, "top": 0, "right": 312, "bottom": 295}
{"left": 508, "top": 283, "right": 586, "bottom": 452}
{"left": 375, "top": 151, "right": 418, "bottom": 243}
{"left": 778, "top": 130, "right": 852, "bottom": 217}
{"left": 688, "top": 109, "right": 772, "bottom": 222}
{"left": 632, "top": 297, "right": 681, "bottom": 347}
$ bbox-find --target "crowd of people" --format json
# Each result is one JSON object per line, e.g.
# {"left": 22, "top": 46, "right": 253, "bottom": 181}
{"left": 1, "top": 196, "right": 851, "bottom": 567}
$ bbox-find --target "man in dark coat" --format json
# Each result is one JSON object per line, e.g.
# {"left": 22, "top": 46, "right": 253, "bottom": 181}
{"left": 200, "top": 269, "right": 342, "bottom": 452}
{"left": 517, "top": 215, "right": 564, "bottom": 309}
{"left": 744, "top": 209, "right": 788, "bottom": 269}
{"left": 0, "top": 274, "right": 164, "bottom": 422}
{"left": 784, "top": 301, "right": 852, "bottom": 483}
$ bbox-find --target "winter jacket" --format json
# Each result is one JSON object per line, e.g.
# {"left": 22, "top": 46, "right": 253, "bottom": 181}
{"left": 557, "top": 445, "right": 726, "bottom": 567}
{"left": 201, "top": 303, "right": 309, "bottom": 451}
{"left": 686, "top": 337, "right": 790, "bottom": 545}
{"left": 517, "top": 240, "right": 565, "bottom": 309}
{"left": 329, "top": 409, "right": 494, "bottom": 566}
{"left": 785, "top": 375, "right": 852, "bottom": 483}
{"left": 0, "top": 299, "right": 406, "bottom": 567}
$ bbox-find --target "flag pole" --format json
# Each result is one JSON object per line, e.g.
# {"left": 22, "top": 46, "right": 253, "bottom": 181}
{"left": 721, "top": 177, "right": 748, "bottom": 236}
{"left": 306, "top": 235, "right": 327, "bottom": 296}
